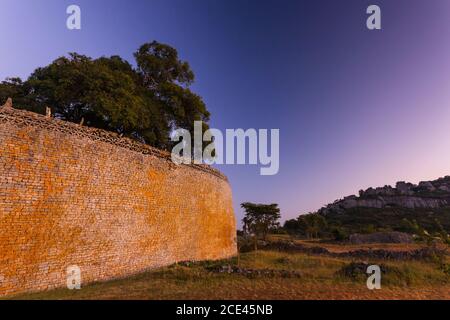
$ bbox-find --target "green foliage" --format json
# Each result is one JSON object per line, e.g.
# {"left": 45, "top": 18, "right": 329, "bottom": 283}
{"left": 241, "top": 202, "right": 281, "bottom": 241}
{"left": 0, "top": 78, "right": 42, "bottom": 113}
{"left": 360, "top": 224, "right": 376, "bottom": 234}
{"left": 297, "top": 213, "right": 328, "bottom": 239}
{"left": 282, "top": 206, "right": 450, "bottom": 242}
{"left": 283, "top": 219, "right": 301, "bottom": 234}
{"left": 283, "top": 213, "right": 329, "bottom": 239}
{"left": 433, "top": 218, "right": 450, "bottom": 244}
{"left": 398, "top": 218, "right": 418, "bottom": 233}
{"left": 134, "top": 42, "right": 210, "bottom": 138}
{"left": 322, "top": 207, "right": 450, "bottom": 239}
{"left": 0, "top": 41, "right": 210, "bottom": 151}
{"left": 331, "top": 226, "right": 349, "bottom": 241}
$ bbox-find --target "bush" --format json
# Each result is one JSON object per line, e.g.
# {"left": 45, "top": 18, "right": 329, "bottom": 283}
{"left": 331, "top": 227, "right": 348, "bottom": 241}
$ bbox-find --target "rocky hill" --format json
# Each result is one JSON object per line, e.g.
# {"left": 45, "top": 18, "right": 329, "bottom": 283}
{"left": 319, "top": 176, "right": 450, "bottom": 215}
{"left": 313, "top": 176, "right": 450, "bottom": 236}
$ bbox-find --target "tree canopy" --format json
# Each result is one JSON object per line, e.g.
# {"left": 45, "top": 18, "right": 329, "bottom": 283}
{"left": 241, "top": 202, "right": 281, "bottom": 241}
{"left": 0, "top": 41, "right": 210, "bottom": 150}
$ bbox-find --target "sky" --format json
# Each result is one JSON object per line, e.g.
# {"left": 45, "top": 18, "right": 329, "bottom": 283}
{"left": 1, "top": 0, "right": 450, "bottom": 227}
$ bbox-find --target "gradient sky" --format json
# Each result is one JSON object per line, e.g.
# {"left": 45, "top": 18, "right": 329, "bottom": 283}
{"left": 1, "top": 0, "right": 450, "bottom": 227}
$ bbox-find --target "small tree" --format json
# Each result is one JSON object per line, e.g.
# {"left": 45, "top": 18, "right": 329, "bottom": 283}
{"left": 283, "top": 219, "right": 301, "bottom": 235}
{"left": 297, "top": 213, "right": 327, "bottom": 239}
{"left": 241, "top": 202, "right": 281, "bottom": 248}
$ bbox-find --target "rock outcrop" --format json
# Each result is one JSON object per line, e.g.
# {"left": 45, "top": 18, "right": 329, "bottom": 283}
{"left": 319, "top": 176, "right": 450, "bottom": 214}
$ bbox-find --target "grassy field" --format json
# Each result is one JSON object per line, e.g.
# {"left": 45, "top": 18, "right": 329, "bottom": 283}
{"left": 8, "top": 239, "right": 450, "bottom": 300}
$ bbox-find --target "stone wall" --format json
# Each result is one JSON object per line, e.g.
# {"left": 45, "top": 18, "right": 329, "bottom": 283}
{"left": 349, "top": 232, "right": 414, "bottom": 244}
{"left": 0, "top": 107, "right": 236, "bottom": 297}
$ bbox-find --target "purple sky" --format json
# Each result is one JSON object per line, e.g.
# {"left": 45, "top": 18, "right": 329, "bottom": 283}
{"left": 1, "top": 0, "right": 450, "bottom": 227}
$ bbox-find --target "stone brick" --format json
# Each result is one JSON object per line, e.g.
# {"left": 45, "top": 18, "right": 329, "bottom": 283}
{"left": 0, "top": 107, "right": 236, "bottom": 297}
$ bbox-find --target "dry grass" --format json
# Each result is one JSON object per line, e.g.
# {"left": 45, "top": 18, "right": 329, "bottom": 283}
{"left": 268, "top": 234, "right": 448, "bottom": 253}
{"left": 8, "top": 247, "right": 450, "bottom": 300}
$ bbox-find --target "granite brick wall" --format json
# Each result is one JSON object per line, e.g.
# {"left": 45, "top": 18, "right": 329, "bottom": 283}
{"left": 0, "top": 107, "right": 236, "bottom": 297}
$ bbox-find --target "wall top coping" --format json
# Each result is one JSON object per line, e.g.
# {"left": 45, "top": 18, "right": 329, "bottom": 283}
{"left": 0, "top": 106, "right": 228, "bottom": 182}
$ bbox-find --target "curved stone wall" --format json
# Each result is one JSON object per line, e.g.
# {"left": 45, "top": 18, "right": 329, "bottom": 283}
{"left": 0, "top": 107, "right": 236, "bottom": 296}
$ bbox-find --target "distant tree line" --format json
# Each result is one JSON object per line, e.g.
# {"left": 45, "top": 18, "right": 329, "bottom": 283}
{"left": 282, "top": 208, "right": 450, "bottom": 243}
{"left": 239, "top": 201, "right": 450, "bottom": 243}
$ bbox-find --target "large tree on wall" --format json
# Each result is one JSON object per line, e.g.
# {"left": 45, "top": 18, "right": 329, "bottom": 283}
{"left": 0, "top": 41, "right": 210, "bottom": 150}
